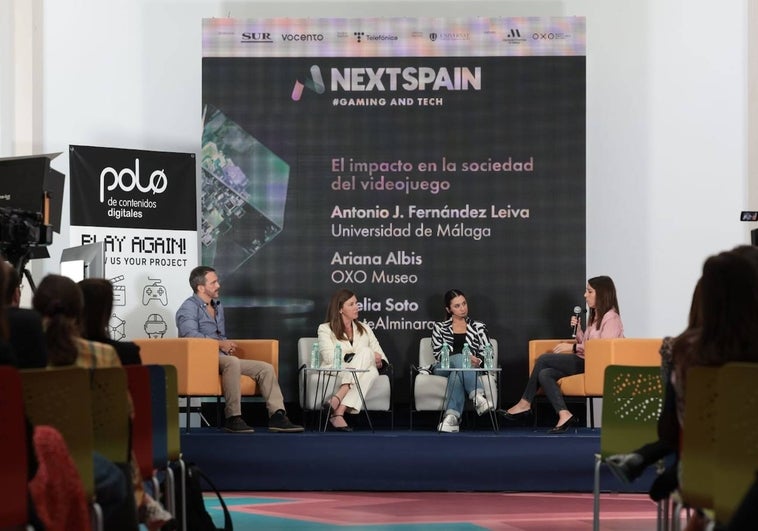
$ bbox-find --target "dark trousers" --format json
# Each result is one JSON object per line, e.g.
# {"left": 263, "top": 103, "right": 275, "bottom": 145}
{"left": 94, "top": 451, "right": 138, "bottom": 530}
{"left": 522, "top": 353, "right": 584, "bottom": 413}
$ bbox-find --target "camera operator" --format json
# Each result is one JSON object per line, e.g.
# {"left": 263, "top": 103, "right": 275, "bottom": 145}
{"left": 2, "top": 260, "right": 47, "bottom": 368}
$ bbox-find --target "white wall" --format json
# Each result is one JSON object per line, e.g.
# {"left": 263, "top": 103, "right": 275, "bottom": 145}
{"left": 6, "top": 0, "right": 750, "bottom": 336}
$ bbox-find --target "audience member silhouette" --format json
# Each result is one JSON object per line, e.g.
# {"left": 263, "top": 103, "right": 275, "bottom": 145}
{"left": 1, "top": 261, "right": 46, "bottom": 367}
{"left": 33, "top": 274, "right": 170, "bottom": 530}
{"left": 606, "top": 246, "right": 758, "bottom": 530}
{"left": 79, "top": 278, "right": 141, "bottom": 365}
{"left": 0, "top": 260, "right": 82, "bottom": 529}
{"left": 605, "top": 279, "right": 701, "bottom": 497}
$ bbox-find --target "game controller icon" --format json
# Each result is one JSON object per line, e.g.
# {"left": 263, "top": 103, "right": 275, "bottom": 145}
{"left": 144, "top": 313, "right": 168, "bottom": 338}
{"left": 142, "top": 279, "right": 168, "bottom": 306}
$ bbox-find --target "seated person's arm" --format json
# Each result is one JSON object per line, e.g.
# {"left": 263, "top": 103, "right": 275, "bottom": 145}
{"left": 176, "top": 302, "right": 204, "bottom": 338}
{"left": 598, "top": 312, "right": 624, "bottom": 339}
{"left": 430, "top": 322, "right": 445, "bottom": 362}
{"left": 176, "top": 302, "right": 235, "bottom": 354}
{"left": 575, "top": 312, "right": 624, "bottom": 354}
{"left": 317, "top": 324, "right": 336, "bottom": 366}
{"left": 366, "top": 325, "right": 388, "bottom": 369}
{"left": 555, "top": 316, "right": 581, "bottom": 353}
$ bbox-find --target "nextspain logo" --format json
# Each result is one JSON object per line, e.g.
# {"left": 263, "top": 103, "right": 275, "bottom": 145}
{"left": 291, "top": 65, "right": 326, "bottom": 101}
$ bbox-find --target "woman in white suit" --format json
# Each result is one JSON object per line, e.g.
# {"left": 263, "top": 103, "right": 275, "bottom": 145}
{"left": 318, "top": 288, "right": 388, "bottom": 431}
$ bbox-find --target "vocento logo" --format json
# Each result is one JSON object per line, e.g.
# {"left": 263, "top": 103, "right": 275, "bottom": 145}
{"left": 281, "top": 33, "right": 324, "bottom": 42}
{"left": 99, "top": 159, "right": 168, "bottom": 203}
{"left": 291, "top": 65, "right": 325, "bottom": 101}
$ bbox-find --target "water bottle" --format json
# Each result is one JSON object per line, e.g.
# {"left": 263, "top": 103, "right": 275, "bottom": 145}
{"left": 440, "top": 342, "right": 450, "bottom": 369}
{"left": 310, "top": 342, "right": 320, "bottom": 368}
{"left": 462, "top": 343, "right": 472, "bottom": 368}
{"left": 483, "top": 343, "right": 494, "bottom": 369}
{"left": 334, "top": 343, "right": 342, "bottom": 369}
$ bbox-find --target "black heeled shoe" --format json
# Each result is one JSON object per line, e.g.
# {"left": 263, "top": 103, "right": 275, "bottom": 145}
{"left": 321, "top": 394, "right": 340, "bottom": 416}
{"left": 496, "top": 408, "right": 533, "bottom": 422}
{"left": 328, "top": 414, "right": 353, "bottom": 432}
{"left": 547, "top": 415, "right": 578, "bottom": 434}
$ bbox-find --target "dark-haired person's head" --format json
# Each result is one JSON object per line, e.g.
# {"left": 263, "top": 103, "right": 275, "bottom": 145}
{"left": 78, "top": 278, "right": 114, "bottom": 342}
{"left": 326, "top": 288, "right": 356, "bottom": 323}
{"left": 189, "top": 266, "right": 216, "bottom": 293}
{"left": 443, "top": 289, "right": 465, "bottom": 317}
{"left": 730, "top": 244, "right": 758, "bottom": 274}
{"left": 698, "top": 250, "right": 758, "bottom": 365}
{"left": 32, "top": 274, "right": 84, "bottom": 366}
{"left": 325, "top": 288, "right": 366, "bottom": 340}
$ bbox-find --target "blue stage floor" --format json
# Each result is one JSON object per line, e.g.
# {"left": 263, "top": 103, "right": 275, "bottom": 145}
{"left": 180, "top": 426, "right": 659, "bottom": 494}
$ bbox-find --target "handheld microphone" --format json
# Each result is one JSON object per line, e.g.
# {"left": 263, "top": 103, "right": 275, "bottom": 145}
{"left": 571, "top": 305, "right": 582, "bottom": 338}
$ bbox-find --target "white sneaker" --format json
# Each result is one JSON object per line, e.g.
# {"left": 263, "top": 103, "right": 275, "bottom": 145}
{"left": 437, "top": 414, "right": 460, "bottom": 433}
{"left": 474, "top": 393, "right": 493, "bottom": 416}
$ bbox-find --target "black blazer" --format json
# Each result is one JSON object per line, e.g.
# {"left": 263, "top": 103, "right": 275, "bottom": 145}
{"left": 7, "top": 307, "right": 47, "bottom": 368}
{"left": 104, "top": 339, "right": 142, "bottom": 366}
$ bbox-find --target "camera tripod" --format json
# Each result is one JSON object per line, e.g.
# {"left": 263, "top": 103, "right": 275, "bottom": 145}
{"left": 2, "top": 244, "right": 39, "bottom": 292}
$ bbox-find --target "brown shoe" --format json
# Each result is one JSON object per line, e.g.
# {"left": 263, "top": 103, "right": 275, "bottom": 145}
{"left": 224, "top": 415, "right": 255, "bottom": 433}
{"left": 268, "top": 410, "right": 304, "bottom": 433}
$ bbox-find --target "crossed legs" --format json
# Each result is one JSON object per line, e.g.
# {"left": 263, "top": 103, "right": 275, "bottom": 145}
{"left": 507, "top": 353, "right": 584, "bottom": 428}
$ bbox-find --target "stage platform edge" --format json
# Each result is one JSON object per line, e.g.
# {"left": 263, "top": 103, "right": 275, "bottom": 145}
{"left": 179, "top": 426, "right": 659, "bottom": 493}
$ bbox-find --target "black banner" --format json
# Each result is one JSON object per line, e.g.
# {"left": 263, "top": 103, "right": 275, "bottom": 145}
{"left": 70, "top": 145, "right": 196, "bottom": 231}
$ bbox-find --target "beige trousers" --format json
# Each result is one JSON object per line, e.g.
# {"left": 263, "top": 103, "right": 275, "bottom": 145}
{"left": 218, "top": 354, "right": 285, "bottom": 417}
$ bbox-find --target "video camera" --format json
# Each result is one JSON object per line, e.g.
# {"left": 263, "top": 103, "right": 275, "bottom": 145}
{"left": 0, "top": 154, "right": 64, "bottom": 284}
{"left": 0, "top": 208, "right": 53, "bottom": 263}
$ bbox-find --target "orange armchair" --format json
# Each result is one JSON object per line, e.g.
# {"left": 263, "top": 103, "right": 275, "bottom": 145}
{"left": 132, "top": 338, "right": 279, "bottom": 429}
{"left": 583, "top": 338, "right": 662, "bottom": 395}
{"left": 528, "top": 338, "right": 663, "bottom": 426}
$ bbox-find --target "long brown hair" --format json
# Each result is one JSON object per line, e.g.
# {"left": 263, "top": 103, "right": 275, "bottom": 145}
{"left": 325, "top": 288, "right": 366, "bottom": 340}
{"left": 695, "top": 250, "right": 758, "bottom": 366}
{"left": 78, "top": 278, "right": 114, "bottom": 342}
{"left": 32, "top": 274, "right": 83, "bottom": 366}
{"left": 587, "top": 275, "right": 620, "bottom": 330}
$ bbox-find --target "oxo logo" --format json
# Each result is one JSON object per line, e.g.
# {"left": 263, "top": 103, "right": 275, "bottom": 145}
{"left": 99, "top": 159, "right": 168, "bottom": 203}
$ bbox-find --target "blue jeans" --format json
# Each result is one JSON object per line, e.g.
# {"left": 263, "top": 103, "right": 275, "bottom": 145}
{"left": 432, "top": 353, "right": 481, "bottom": 418}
